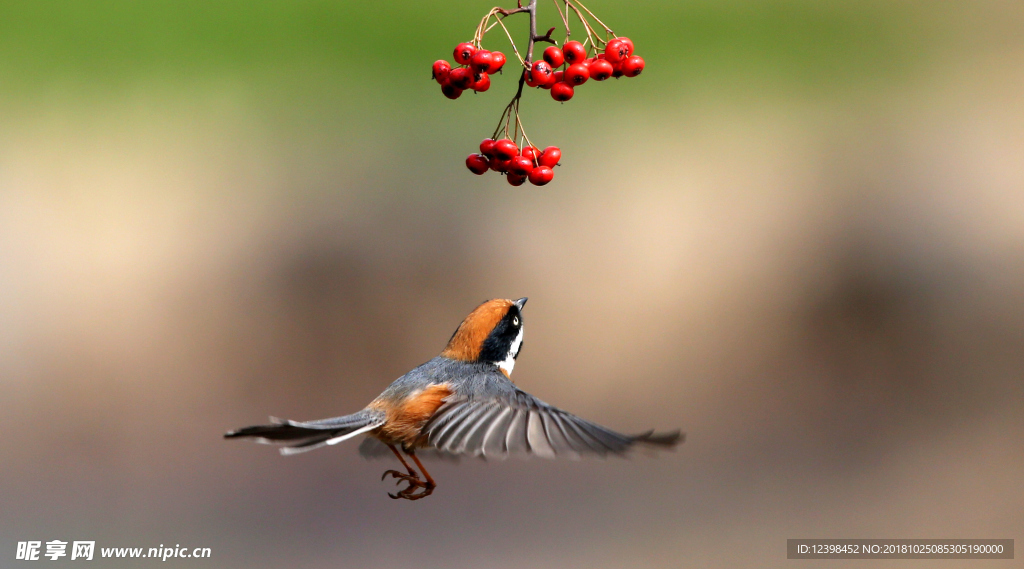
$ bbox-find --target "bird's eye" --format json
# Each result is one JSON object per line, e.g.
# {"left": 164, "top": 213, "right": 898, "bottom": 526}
{"left": 513, "top": 316, "right": 520, "bottom": 326}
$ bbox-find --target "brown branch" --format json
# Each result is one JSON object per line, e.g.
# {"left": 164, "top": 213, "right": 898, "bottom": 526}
{"left": 525, "top": 0, "right": 538, "bottom": 63}
{"left": 513, "top": 0, "right": 538, "bottom": 101}
{"left": 496, "top": 7, "right": 528, "bottom": 17}
{"left": 534, "top": 26, "right": 556, "bottom": 45}
{"left": 491, "top": 0, "right": 540, "bottom": 142}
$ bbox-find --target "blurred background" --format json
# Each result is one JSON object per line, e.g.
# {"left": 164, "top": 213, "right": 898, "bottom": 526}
{"left": 1, "top": 0, "right": 1022, "bottom": 567}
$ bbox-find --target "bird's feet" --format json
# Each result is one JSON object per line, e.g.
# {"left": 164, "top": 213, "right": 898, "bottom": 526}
{"left": 381, "top": 469, "right": 436, "bottom": 500}
{"left": 390, "top": 479, "right": 435, "bottom": 500}
{"left": 381, "top": 469, "right": 419, "bottom": 484}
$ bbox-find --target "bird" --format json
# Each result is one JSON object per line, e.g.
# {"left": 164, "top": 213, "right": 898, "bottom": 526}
{"left": 225, "top": 297, "right": 682, "bottom": 500}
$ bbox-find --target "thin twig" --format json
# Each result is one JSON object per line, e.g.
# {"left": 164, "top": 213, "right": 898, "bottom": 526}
{"left": 476, "top": 6, "right": 529, "bottom": 51}
{"left": 564, "top": 1, "right": 597, "bottom": 51}
{"left": 488, "top": 0, "right": 541, "bottom": 146}
{"left": 553, "top": 0, "right": 570, "bottom": 43}
{"left": 513, "top": 104, "right": 538, "bottom": 159}
{"left": 535, "top": 26, "right": 556, "bottom": 45}
{"left": 497, "top": 6, "right": 529, "bottom": 16}
{"left": 570, "top": 0, "right": 613, "bottom": 34}
{"left": 493, "top": 14, "right": 529, "bottom": 67}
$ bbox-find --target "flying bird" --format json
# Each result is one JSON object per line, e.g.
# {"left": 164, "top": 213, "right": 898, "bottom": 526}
{"left": 225, "top": 297, "right": 681, "bottom": 500}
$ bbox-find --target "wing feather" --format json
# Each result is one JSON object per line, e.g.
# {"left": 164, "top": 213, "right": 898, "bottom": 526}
{"left": 481, "top": 407, "right": 516, "bottom": 458}
{"left": 420, "top": 385, "right": 679, "bottom": 459}
{"left": 437, "top": 404, "right": 493, "bottom": 453}
{"left": 557, "top": 413, "right": 614, "bottom": 455}
{"left": 527, "top": 411, "right": 556, "bottom": 458}
{"left": 458, "top": 404, "right": 504, "bottom": 455}
{"left": 427, "top": 402, "right": 475, "bottom": 448}
{"left": 550, "top": 413, "right": 595, "bottom": 455}
{"left": 504, "top": 409, "right": 530, "bottom": 454}
{"left": 541, "top": 412, "right": 580, "bottom": 459}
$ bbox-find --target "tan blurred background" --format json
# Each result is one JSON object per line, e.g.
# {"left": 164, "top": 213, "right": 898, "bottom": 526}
{"left": 1, "top": 0, "right": 1022, "bottom": 567}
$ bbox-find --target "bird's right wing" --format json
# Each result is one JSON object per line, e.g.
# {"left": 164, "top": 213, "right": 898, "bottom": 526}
{"left": 421, "top": 389, "right": 681, "bottom": 460}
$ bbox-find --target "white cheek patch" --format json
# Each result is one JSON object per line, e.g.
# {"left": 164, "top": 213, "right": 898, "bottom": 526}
{"left": 497, "top": 325, "right": 524, "bottom": 375}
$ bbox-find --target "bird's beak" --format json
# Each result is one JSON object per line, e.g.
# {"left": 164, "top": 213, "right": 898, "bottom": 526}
{"left": 513, "top": 297, "right": 528, "bottom": 310}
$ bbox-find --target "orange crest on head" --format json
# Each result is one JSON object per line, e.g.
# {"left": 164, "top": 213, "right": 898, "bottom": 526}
{"left": 440, "top": 299, "right": 516, "bottom": 362}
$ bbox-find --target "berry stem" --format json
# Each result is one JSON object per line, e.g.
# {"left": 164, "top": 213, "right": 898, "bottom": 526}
{"left": 552, "top": 0, "right": 571, "bottom": 43}
{"left": 484, "top": 0, "right": 544, "bottom": 155}
{"left": 512, "top": 103, "right": 539, "bottom": 156}
{"left": 563, "top": 1, "right": 598, "bottom": 50}
{"left": 492, "top": 12, "right": 530, "bottom": 68}
{"left": 562, "top": 0, "right": 615, "bottom": 54}
{"left": 474, "top": 7, "right": 531, "bottom": 68}
{"left": 569, "top": 0, "right": 613, "bottom": 36}
{"left": 494, "top": 0, "right": 537, "bottom": 139}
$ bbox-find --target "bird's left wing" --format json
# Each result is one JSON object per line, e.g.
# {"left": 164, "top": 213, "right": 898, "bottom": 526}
{"left": 421, "top": 388, "right": 680, "bottom": 460}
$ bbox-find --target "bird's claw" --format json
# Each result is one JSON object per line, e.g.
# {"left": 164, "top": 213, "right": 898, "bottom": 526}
{"left": 390, "top": 481, "right": 435, "bottom": 501}
{"left": 381, "top": 469, "right": 421, "bottom": 484}
{"left": 381, "top": 469, "right": 435, "bottom": 500}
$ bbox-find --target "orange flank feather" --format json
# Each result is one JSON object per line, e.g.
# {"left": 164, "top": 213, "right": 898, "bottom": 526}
{"left": 440, "top": 299, "right": 514, "bottom": 361}
{"left": 370, "top": 383, "right": 453, "bottom": 447}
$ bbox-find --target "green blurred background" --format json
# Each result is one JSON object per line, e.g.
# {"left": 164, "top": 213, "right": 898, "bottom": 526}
{"left": 2, "top": 1, "right": 1022, "bottom": 567}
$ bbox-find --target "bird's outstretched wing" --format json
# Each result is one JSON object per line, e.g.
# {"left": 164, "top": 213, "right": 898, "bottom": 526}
{"left": 420, "top": 388, "right": 681, "bottom": 459}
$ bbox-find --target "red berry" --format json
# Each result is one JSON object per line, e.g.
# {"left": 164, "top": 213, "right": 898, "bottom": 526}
{"left": 470, "top": 50, "right": 493, "bottom": 73}
{"left": 447, "top": 67, "right": 473, "bottom": 89}
{"left": 471, "top": 71, "right": 490, "bottom": 92}
{"left": 540, "top": 72, "right": 557, "bottom": 89}
{"left": 523, "top": 69, "right": 540, "bottom": 87}
{"left": 621, "top": 55, "right": 644, "bottom": 77}
{"left": 454, "top": 42, "right": 477, "bottom": 65}
{"left": 493, "top": 139, "right": 519, "bottom": 161}
{"left": 538, "top": 146, "right": 561, "bottom": 167}
{"left": 543, "top": 46, "right": 565, "bottom": 68}
{"left": 466, "top": 154, "right": 489, "bottom": 175}
{"left": 488, "top": 51, "right": 506, "bottom": 73}
{"left": 480, "top": 138, "right": 496, "bottom": 157}
{"left": 563, "top": 41, "right": 587, "bottom": 64}
{"left": 489, "top": 155, "right": 511, "bottom": 172}
{"left": 565, "top": 63, "right": 590, "bottom": 85}
{"left": 432, "top": 60, "right": 452, "bottom": 84}
{"left": 506, "top": 173, "right": 527, "bottom": 186}
{"left": 604, "top": 39, "right": 629, "bottom": 63}
{"left": 531, "top": 60, "right": 553, "bottom": 85}
{"left": 441, "top": 82, "right": 463, "bottom": 99}
{"left": 589, "top": 59, "right": 613, "bottom": 81}
{"left": 550, "top": 82, "right": 574, "bottom": 102}
{"left": 611, "top": 59, "right": 624, "bottom": 78}
{"left": 520, "top": 146, "right": 540, "bottom": 161}
{"left": 508, "top": 156, "right": 534, "bottom": 176}
{"left": 617, "top": 37, "right": 635, "bottom": 57}
{"left": 552, "top": 70, "right": 564, "bottom": 84}
{"left": 529, "top": 166, "right": 554, "bottom": 186}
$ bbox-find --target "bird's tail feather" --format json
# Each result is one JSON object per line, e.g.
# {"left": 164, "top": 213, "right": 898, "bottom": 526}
{"left": 631, "top": 429, "right": 684, "bottom": 447}
{"left": 225, "top": 410, "right": 385, "bottom": 456}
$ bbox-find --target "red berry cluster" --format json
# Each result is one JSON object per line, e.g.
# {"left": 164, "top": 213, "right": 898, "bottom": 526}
{"left": 466, "top": 139, "right": 561, "bottom": 186}
{"left": 432, "top": 42, "right": 507, "bottom": 100}
{"left": 526, "top": 38, "right": 644, "bottom": 102}
{"left": 434, "top": 1, "right": 641, "bottom": 185}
